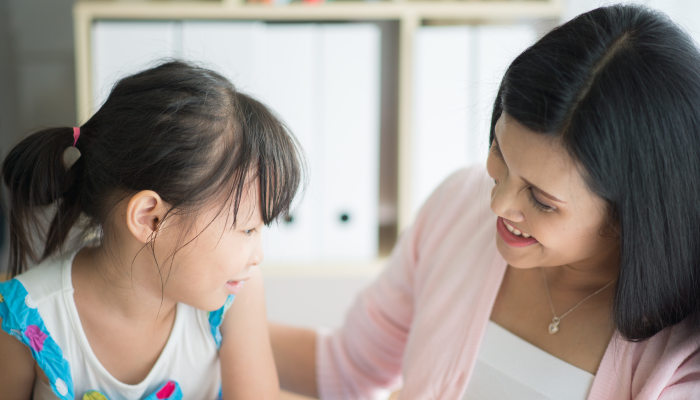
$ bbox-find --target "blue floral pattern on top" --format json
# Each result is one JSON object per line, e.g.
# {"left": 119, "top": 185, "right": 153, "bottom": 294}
{"left": 0, "top": 279, "right": 74, "bottom": 400}
{"left": 208, "top": 295, "right": 235, "bottom": 349}
{"left": 0, "top": 278, "right": 234, "bottom": 399}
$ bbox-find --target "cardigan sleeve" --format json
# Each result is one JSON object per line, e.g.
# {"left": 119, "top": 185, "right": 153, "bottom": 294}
{"left": 656, "top": 348, "right": 700, "bottom": 399}
{"left": 315, "top": 169, "right": 471, "bottom": 400}
{"left": 604, "top": 317, "right": 700, "bottom": 400}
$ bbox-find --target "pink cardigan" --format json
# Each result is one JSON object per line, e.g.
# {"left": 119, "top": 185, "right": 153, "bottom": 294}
{"left": 316, "top": 166, "right": 700, "bottom": 400}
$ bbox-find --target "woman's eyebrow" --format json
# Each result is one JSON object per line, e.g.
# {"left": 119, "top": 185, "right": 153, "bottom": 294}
{"left": 494, "top": 129, "right": 566, "bottom": 204}
{"left": 522, "top": 178, "right": 566, "bottom": 204}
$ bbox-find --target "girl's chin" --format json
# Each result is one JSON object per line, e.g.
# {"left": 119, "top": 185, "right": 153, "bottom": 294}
{"left": 188, "top": 293, "right": 231, "bottom": 313}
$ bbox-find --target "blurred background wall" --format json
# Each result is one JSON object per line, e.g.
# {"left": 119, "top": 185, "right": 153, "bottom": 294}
{"left": 0, "top": 0, "right": 77, "bottom": 273}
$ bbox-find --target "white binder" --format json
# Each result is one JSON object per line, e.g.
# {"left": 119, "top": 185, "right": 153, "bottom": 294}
{"left": 474, "top": 24, "right": 537, "bottom": 155}
{"left": 92, "top": 21, "right": 181, "bottom": 110}
{"left": 181, "top": 21, "right": 267, "bottom": 98}
{"left": 319, "top": 24, "right": 380, "bottom": 262}
{"left": 411, "top": 26, "right": 472, "bottom": 220}
{"left": 260, "top": 25, "right": 322, "bottom": 264}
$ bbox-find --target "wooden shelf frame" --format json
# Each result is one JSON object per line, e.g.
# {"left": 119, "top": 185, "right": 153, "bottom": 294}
{"left": 74, "top": 0, "right": 561, "bottom": 272}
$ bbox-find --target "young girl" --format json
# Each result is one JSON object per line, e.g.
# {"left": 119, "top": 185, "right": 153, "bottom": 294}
{"left": 0, "top": 61, "right": 302, "bottom": 399}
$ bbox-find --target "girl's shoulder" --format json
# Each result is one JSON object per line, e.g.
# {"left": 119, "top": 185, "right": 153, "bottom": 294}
{"left": 0, "top": 258, "right": 75, "bottom": 400}
{"left": 11, "top": 255, "right": 70, "bottom": 306}
{"left": 0, "top": 254, "right": 69, "bottom": 326}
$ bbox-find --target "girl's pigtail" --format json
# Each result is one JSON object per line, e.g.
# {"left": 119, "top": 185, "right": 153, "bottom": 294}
{"left": 2, "top": 127, "right": 85, "bottom": 277}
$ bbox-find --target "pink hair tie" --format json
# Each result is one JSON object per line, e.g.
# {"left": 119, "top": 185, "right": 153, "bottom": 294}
{"left": 73, "top": 127, "right": 80, "bottom": 146}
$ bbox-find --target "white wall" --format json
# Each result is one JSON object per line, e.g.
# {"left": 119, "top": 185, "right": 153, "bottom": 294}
{"left": 7, "top": 0, "right": 77, "bottom": 138}
{"left": 0, "top": 0, "right": 77, "bottom": 275}
{"left": 265, "top": 274, "right": 376, "bottom": 328}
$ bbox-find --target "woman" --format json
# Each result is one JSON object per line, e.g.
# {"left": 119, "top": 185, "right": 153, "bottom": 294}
{"left": 271, "top": 5, "right": 700, "bottom": 399}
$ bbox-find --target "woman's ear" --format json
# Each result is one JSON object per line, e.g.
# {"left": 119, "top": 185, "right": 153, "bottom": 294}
{"left": 125, "top": 190, "right": 167, "bottom": 244}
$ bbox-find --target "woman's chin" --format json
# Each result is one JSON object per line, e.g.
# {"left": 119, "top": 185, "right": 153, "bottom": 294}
{"left": 496, "top": 235, "right": 540, "bottom": 269}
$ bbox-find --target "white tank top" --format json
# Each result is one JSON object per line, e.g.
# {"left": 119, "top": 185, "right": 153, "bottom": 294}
{"left": 462, "top": 321, "right": 595, "bottom": 400}
{"left": 7, "top": 253, "right": 223, "bottom": 400}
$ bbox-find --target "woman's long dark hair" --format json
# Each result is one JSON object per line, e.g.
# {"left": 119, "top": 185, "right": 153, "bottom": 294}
{"left": 2, "top": 61, "right": 303, "bottom": 278}
{"left": 491, "top": 5, "right": 700, "bottom": 341}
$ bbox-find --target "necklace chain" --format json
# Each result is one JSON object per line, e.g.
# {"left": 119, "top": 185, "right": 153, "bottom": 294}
{"left": 540, "top": 267, "right": 616, "bottom": 334}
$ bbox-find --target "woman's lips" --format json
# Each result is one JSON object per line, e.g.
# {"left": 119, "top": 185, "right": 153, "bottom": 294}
{"left": 225, "top": 280, "right": 246, "bottom": 294}
{"left": 496, "top": 217, "right": 539, "bottom": 248}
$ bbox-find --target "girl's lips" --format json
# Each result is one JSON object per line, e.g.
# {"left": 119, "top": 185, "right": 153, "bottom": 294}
{"left": 496, "top": 217, "right": 539, "bottom": 248}
{"left": 225, "top": 280, "right": 246, "bottom": 295}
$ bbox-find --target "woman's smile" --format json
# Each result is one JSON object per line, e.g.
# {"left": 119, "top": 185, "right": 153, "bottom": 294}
{"left": 502, "top": 217, "right": 532, "bottom": 238}
{"left": 496, "top": 216, "right": 538, "bottom": 247}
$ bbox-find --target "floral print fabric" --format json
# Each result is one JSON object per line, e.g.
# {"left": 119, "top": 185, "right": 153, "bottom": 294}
{"left": 0, "top": 278, "right": 233, "bottom": 399}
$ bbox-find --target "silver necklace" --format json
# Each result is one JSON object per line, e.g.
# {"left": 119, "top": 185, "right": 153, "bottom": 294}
{"left": 540, "top": 267, "right": 616, "bottom": 334}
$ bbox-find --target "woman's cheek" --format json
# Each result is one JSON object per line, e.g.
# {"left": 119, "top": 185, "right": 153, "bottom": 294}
{"left": 486, "top": 152, "right": 499, "bottom": 180}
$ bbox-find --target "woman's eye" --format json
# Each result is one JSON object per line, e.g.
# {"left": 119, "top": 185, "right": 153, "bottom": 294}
{"left": 244, "top": 229, "right": 255, "bottom": 236}
{"left": 490, "top": 140, "right": 504, "bottom": 159}
{"left": 528, "top": 189, "right": 554, "bottom": 212}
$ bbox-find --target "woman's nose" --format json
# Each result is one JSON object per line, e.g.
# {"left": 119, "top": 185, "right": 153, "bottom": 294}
{"left": 490, "top": 178, "right": 525, "bottom": 222}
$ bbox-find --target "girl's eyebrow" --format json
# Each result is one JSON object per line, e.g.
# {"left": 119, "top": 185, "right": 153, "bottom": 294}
{"left": 494, "top": 133, "right": 566, "bottom": 204}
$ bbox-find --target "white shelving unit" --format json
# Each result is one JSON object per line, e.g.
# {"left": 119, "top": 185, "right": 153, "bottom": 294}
{"left": 73, "top": 0, "right": 562, "bottom": 277}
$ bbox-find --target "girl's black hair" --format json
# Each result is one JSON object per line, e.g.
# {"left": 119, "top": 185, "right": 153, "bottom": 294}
{"left": 3, "top": 61, "right": 303, "bottom": 278}
{"left": 491, "top": 5, "right": 700, "bottom": 341}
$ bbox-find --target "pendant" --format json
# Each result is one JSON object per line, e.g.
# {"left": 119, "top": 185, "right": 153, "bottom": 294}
{"left": 548, "top": 317, "right": 560, "bottom": 334}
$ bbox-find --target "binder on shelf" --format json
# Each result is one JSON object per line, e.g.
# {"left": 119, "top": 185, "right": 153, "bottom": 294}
{"left": 473, "top": 24, "right": 537, "bottom": 158}
{"left": 411, "top": 26, "right": 472, "bottom": 220}
{"left": 319, "top": 24, "right": 381, "bottom": 262}
{"left": 259, "top": 25, "right": 321, "bottom": 264}
{"left": 181, "top": 21, "right": 267, "bottom": 98}
{"left": 92, "top": 21, "right": 181, "bottom": 109}
{"left": 409, "top": 24, "right": 537, "bottom": 223}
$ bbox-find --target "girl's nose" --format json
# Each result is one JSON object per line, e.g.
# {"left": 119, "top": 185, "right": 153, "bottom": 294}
{"left": 249, "top": 235, "right": 264, "bottom": 267}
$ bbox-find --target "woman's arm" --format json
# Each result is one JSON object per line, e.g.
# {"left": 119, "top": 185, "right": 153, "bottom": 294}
{"left": 0, "top": 318, "right": 36, "bottom": 400}
{"left": 220, "top": 267, "right": 279, "bottom": 400}
{"left": 270, "top": 221, "right": 423, "bottom": 400}
{"left": 269, "top": 229, "right": 417, "bottom": 400}
{"left": 269, "top": 169, "right": 473, "bottom": 400}
{"left": 269, "top": 322, "right": 318, "bottom": 398}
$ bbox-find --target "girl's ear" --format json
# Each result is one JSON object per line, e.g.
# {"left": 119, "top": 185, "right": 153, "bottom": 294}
{"left": 125, "top": 190, "right": 167, "bottom": 244}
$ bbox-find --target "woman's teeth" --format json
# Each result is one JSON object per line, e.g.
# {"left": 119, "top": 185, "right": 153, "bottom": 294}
{"left": 503, "top": 219, "right": 531, "bottom": 238}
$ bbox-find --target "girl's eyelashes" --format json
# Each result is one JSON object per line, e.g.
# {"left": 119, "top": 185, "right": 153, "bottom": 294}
{"left": 528, "top": 189, "right": 554, "bottom": 212}
{"left": 244, "top": 228, "right": 255, "bottom": 236}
